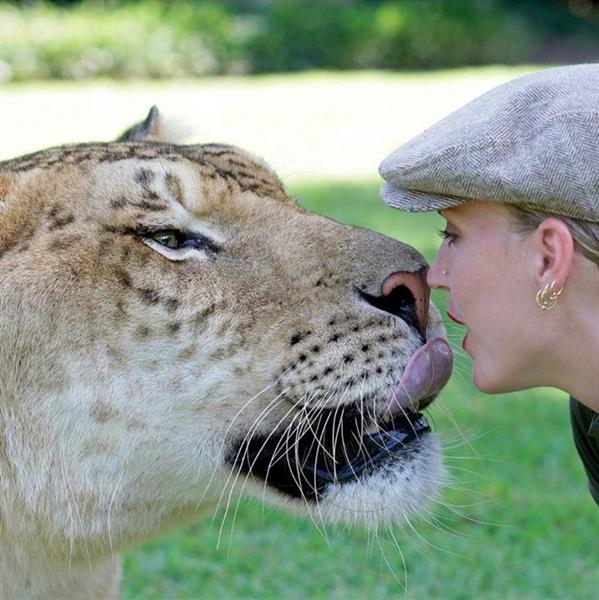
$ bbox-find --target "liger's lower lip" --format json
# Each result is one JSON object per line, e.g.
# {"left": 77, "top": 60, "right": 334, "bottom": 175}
{"left": 300, "top": 413, "right": 431, "bottom": 484}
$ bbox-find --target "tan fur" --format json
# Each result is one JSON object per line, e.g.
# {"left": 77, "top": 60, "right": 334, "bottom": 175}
{"left": 0, "top": 122, "right": 447, "bottom": 597}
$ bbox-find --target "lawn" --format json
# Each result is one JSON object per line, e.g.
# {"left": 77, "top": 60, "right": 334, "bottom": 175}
{"left": 1, "top": 69, "right": 596, "bottom": 599}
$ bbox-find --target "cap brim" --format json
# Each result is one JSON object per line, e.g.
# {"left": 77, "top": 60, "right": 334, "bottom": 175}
{"left": 380, "top": 182, "right": 467, "bottom": 213}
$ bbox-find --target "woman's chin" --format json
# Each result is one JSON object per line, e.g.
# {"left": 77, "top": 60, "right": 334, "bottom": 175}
{"left": 472, "top": 363, "right": 526, "bottom": 395}
{"left": 472, "top": 362, "right": 508, "bottom": 394}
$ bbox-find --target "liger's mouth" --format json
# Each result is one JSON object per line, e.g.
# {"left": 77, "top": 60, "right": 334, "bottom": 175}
{"left": 227, "top": 403, "right": 432, "bottom": 500}
{"left": 227, "top": 337, "right": 452, "bottom": 501}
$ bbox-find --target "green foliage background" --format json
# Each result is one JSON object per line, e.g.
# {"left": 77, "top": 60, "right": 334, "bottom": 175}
{"left": 1, "top": 0, "right": 598, "bottom": 82}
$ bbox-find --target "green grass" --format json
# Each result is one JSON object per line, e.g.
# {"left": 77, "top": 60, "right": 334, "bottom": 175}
{"left": 123, "top": 180, "right": 598, "bottom": 600}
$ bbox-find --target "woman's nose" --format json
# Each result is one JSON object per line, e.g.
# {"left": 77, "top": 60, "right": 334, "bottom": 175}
{"left": 426, "top": 256, "right": 448, "bottom": 290}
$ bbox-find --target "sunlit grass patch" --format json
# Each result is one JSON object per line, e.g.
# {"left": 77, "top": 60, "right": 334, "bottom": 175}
{"left": 0, "top": 66, "right": 538, "bottom": 180}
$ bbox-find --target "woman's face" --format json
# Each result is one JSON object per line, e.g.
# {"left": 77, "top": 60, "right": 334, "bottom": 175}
{"left": 427, "top": 201, "right": 542, "bottom": 393}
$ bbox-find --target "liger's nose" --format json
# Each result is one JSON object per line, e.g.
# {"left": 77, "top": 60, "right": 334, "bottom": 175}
{"left": 381, "top": 268, "right": 430, "bottom": 338}
{"left": 358, "top": 267, "right": 431, "bottom": 338}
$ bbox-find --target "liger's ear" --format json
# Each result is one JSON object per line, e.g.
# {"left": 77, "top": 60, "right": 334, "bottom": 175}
{"left": 116, "top": 106, "right": 188, "bottom": 143}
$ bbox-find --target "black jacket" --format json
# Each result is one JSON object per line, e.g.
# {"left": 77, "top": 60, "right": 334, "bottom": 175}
{"left": 570, "top": 397, "right": 599, "bottom": 506}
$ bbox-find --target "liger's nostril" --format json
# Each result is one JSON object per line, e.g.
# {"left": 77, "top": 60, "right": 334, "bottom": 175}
{"left": 359, "top": 268, "right": 430, "bottom": 338}
{"left": 364, "top": 285, "right": 420, "bottom": 330}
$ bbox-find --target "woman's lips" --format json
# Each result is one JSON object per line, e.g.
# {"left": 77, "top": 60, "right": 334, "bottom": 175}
{"left": 448, "top": 311, "right": 469, "bottom": 351}
{"left": 447, "top": 311, "right": 466, "bottom": 325}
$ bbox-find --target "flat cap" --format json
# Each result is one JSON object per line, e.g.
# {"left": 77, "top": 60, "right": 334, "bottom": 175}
{"left": 379, "top": 64, "right": 599, "bottom": 223}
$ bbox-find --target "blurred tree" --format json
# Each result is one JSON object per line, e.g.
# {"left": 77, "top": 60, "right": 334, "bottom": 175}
{"left": 2, "top": 0, "right": 597, "bottom": 81}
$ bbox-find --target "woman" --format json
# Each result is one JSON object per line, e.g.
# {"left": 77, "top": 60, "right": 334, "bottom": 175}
{"left": 379, "top": 63, "right": 599, "bottom": 505}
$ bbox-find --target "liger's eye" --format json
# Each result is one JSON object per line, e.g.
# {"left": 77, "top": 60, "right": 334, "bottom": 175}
{"left": 142, "top": 229, "right": 220, "bottom": 255}
{"left": 151, "top": 230, "right": 179, "bottom": 249}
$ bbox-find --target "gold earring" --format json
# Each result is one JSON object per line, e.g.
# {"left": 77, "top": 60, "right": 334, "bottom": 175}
{"left": 536, "top": 280, "right": 563, "bottom": 311}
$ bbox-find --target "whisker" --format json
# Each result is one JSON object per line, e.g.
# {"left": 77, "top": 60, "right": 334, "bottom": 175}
{"left": 194, "top": 377, "right": 286, "bottom": 513}
{"left": 213, "top": 388, "right": 291, "bottom": 548}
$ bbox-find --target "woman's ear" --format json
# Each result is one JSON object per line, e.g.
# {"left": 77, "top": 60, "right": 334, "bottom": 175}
{"left": 533, "top": 217, "right": 575, "bottom": 287}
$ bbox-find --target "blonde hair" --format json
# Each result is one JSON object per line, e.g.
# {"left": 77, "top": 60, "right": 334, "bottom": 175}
{"left": 506, "top": 205, "right": 599, "bottom": 268}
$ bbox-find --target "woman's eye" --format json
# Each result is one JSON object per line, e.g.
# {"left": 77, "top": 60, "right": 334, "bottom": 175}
{"left": 151, "top": 231, "right": 179, "bottom": 248}
{"left": 437, "top": 228, "right": 458, "bottom": 245}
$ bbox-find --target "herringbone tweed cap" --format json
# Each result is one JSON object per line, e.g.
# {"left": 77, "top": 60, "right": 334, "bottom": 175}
{"left": 379, "top": 64, "right": 599, "bottom": 223}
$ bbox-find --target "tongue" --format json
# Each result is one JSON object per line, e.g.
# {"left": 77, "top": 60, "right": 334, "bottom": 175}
{"left": 385, "top": 337, "right": 453, "bottom": 413}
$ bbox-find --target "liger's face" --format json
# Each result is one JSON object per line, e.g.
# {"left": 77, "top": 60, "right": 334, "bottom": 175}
{"left": 427, "top": 201, "right": 539, "bottom": 393}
